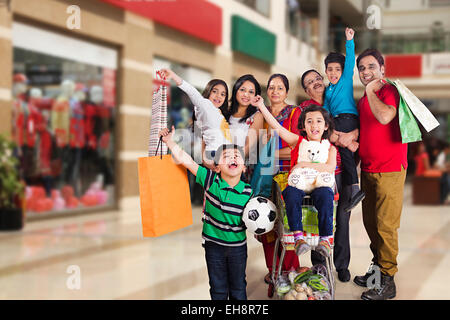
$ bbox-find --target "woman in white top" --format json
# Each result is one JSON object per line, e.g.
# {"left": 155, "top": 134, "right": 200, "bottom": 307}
{"left": 226, "top": 74, "right": 264, "bottom": 157}
{"left": 160, "top": 69, "right": 232, "bottom": 169}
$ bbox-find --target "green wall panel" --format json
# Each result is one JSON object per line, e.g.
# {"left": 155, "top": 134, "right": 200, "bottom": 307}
{"left": 231, "top": 15, "right": 276, "bottom": 65}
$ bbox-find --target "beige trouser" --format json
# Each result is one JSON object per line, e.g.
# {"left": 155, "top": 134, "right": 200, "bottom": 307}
{"left": 361, "top": 166, "right": 407, "bottom": 277}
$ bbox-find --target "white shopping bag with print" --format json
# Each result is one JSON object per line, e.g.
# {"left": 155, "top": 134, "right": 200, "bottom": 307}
{"left": 393, "top": 79, "right": 440, "bottom": 132}
{"left": 148, "top": 71, "right": 168, "bottom": 156}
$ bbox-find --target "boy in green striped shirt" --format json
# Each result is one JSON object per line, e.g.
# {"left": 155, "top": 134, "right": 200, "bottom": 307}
{"left": 159, "top": 126, "right": 253, "bottom": 300}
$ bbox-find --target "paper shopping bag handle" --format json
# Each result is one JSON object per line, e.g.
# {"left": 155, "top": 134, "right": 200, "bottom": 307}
{"left": 155, "top": 136, "right": 163, "bottom": 160}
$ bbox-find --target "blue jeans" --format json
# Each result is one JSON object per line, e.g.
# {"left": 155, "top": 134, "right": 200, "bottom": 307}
{"left": 282, "top": 186, "right": 334, "bottom": 236}
{"left": 204, "top": 241, "right": 247, "bottom": 300}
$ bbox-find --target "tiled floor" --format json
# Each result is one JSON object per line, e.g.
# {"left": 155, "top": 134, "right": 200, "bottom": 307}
{"left": 0, "top": 182, "right": 448, "bottom": 300}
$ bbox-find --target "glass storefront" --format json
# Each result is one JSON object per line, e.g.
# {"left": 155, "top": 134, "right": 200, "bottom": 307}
{"left": 12, "top": 22, "right": 117, "bottom": 217}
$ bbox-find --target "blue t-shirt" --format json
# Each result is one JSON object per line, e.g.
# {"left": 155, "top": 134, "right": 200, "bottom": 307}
{"left": 323, "top": 39, "right": 358, "bottom": 117}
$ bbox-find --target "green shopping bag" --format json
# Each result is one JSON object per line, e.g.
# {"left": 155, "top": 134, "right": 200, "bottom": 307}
{"left": 386, "top": 78, "right": 422, "bottom": 144}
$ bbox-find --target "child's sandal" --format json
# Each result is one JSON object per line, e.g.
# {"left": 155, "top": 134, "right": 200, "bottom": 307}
{"left": 316, "top": 239, "right": 332, "bottom": 258}
{"left": 295, "top": 239, "right": 311, "bottom": 256}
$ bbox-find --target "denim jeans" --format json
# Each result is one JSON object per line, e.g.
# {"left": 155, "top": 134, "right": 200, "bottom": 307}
{"left": 282, "top": 185, "right": 334, "bottom": 236}
{"left": 204, "top": 241, "right": 247, "bottom": 300}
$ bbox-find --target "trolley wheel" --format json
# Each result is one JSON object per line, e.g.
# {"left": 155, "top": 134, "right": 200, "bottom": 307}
{"left": 267, "top": 283, "right": 274, "bottom": 298}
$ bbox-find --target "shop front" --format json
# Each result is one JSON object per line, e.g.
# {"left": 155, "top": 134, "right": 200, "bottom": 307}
{"left": 11, "top": 22, "right": 118, "bottom": 219}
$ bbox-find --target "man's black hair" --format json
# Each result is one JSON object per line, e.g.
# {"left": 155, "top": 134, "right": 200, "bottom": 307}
{"left": 356, "top": 48, "right": 385, "bottom": 68}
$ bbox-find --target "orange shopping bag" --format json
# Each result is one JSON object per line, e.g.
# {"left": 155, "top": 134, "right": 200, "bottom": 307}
{"left": 138, "top": 138, "right": 193, "bottom": 237}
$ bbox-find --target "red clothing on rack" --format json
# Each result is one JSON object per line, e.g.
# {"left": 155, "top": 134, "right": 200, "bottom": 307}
{"left": 39, "top": 129, "right": 52, "bottom": 175}
{"left": 51, "top": 98, "right": 70, "bottom": 147}
{"left": 84, "top": 103, "right": 97, "bottom": 150}
{"left": 13, "top": 97, "right": 28, "bottom": 147}
{"left": 26, "top": 101, "right": 43, "bottom": 148}
{"left": 69, "top": 101, "right": 85, "bottom": 148}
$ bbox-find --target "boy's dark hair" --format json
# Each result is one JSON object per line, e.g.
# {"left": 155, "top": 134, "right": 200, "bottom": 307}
{"left": 267, "top": 73, "right": 289, "bottom": 92}
{"left": 356, "top": 48, "right": 385, "bottom": 68}
{"left": 214, "top": 144, "right": 245, "bottom": 166}
{"left": 297, "top": 105, "right": 334, "bottom": 139}
{"left": 227, "top": 74, "right": 261, "bottom": 123}
{"left": 324, "top": 52, "right": 345, "bottom": 71}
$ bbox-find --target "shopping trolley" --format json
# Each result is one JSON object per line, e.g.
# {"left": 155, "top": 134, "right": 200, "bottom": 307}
{"left": 267, "top": 172, "right": 338, "bottom": 300}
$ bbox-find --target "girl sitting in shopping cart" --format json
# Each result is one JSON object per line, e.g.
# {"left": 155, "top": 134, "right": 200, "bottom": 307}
{"left": 251, "top": 96, "right": 337, "bottom": 258}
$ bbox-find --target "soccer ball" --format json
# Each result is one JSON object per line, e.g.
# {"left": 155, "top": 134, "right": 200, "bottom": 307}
{"left": 242, "top": 196, "right": 277, "bottom": 235}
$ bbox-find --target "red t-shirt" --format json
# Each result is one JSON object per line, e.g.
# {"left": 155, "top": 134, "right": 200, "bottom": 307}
{"left": 298, "top": 98, "right": 322, "bottom": 110}
{"left": 357, "top": 83, "right": 408, "bottom": 173}
{"left": 414, "top": 152, "right": 428, "bottom": 176}
{"left": 293, "top": 99, "right": 342, "bottom": 174}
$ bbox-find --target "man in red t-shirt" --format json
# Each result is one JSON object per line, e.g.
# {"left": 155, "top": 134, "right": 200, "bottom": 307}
{"left": 353, "top": 49, "right": 408, "bottom": 300}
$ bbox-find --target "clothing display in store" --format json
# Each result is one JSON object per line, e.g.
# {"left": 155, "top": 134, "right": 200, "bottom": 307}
{"left": 11, "top": 74, "right": 115, "bottom": 215}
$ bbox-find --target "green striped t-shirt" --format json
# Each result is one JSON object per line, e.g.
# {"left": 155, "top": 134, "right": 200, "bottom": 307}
{"left": 196, "top": 166, "right": 253, "bottom": 247}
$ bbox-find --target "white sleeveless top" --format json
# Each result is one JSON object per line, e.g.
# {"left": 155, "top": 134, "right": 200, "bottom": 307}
{"left": 228, "top": 114, "right": 256, "bottom": 148}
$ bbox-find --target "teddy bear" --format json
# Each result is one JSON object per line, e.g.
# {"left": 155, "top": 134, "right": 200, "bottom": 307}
{"left": 287, "top": 139, "right": 335, "bottom": 193}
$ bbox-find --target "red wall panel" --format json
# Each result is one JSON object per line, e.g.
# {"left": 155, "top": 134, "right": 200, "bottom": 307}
{"left": 385, "top": 55, "right": 422, "bottom": 78}
{"left": 100, "top": 0, "right": 222, "bottom": 45}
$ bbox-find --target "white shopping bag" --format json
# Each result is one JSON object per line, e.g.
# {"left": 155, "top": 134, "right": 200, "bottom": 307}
{"left": 393, "top": 79, "right": 440, "bottom": 132}
{"left": 148, "top": 72, "right": 168, "bottom": 156}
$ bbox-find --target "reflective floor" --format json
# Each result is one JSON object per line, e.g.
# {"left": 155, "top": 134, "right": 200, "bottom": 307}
{"left": 0, "top": 183, "right": 449, "bottom": 300}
